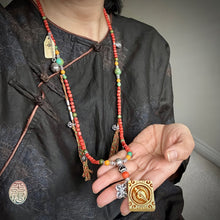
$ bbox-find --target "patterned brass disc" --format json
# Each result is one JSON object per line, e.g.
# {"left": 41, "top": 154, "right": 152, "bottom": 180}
{"left": 128, "top": 180, "right": 155, "bottom": 212}
{"left": 9, "top": 180, "right": 28, "bottom": 205}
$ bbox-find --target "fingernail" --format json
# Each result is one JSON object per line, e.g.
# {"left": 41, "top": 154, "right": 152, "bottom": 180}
{"left": 167, "top": 151, "right": 177, "bottom": 162}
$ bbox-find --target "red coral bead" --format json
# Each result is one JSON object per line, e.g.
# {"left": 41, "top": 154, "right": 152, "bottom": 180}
{"left": 122, "top": 171, "right": 129, "bottom": 179}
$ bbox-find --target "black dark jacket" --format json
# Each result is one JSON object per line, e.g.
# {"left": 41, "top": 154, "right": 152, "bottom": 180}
{"left": 0, "top": 0, "right": 188, "bottom": 219}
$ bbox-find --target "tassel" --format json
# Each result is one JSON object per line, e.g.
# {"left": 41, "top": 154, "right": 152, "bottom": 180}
{"left": 109, "top": 128, "right": 119, "bottom": 158}
{"left": 78, "top": 148, "right": 93, "bottom": 181}
{"left": 82, "top": 160, "right": 93, "bottom": 181}
{"left": 72, "top": 126, "right": 93, "bottom": 181}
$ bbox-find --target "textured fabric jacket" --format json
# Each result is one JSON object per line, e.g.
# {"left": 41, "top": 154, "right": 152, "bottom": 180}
{"left": 0, "top": 0, "right": 188, "bottom": 219}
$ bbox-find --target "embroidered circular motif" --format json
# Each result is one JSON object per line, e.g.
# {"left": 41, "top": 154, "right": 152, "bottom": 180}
{"left": 9, "top": 180, "right": 28, "bottom": 205}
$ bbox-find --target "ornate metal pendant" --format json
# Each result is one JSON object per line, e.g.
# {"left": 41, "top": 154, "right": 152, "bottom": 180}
{"left": 128, "top": 180, "right": 155, "bottom": 212}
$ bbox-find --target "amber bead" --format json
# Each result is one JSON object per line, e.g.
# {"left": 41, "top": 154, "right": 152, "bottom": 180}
{"left": 126, "top": 155, "right": 131, "bottom": 160}
{"left": 60, "top": 70, "right": 65, "bottom": 74}
{"left": 104, "top": 160, "right": 110, "bottom": 166}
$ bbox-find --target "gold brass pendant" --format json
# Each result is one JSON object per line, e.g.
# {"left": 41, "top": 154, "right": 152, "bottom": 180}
{"left": 44, "top": 35, "right": 55, "bottom": 59}
{"left": 128, "top": 180, "right": 155, "bottom": 212}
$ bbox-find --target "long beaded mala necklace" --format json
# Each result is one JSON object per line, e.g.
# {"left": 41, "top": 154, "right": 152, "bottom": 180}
{"left": 36, "top": 0, "right": 155, "bottom": 212}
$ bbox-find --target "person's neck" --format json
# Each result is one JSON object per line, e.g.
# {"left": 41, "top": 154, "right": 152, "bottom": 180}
{"left": 35, "top": 0, "right": 108, "bottom": 42}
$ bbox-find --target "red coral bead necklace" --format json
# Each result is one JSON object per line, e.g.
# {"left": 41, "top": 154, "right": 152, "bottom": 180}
{"left": 36, "top": 0, "right": 132, "bottom": 181}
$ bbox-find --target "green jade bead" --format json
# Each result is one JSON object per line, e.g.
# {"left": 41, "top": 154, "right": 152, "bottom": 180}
{"left": 115, "top": 67, "right": 121, "bottom": 75}
{"left": 83, "top": 150, "right": 88, "bottom": 154}
{"left": 117, "top": 82, "right": 121, "bottom": 87}
{"left": 56, "top": 58, "right": 64, "bottom": 66}
{"left": 99, "top": 159, "right": 104, "bottom": 165}
{"left": 73, "top": 113, "right": 77, "bottom": 117}
{"left": 62, "top": 74, "right": 67, "bottom": 79}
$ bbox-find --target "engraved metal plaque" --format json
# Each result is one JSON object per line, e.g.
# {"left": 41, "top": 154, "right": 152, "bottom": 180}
{"left": 128, "top": 180, "right": 155, "bottom": 212}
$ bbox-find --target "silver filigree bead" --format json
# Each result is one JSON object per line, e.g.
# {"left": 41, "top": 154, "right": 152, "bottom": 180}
{"left": 81, "top": 155, "right": 87, "bottom": 162}
{"left": 67, "top": 121, "right": 74, "bottom": 128}
{"left": 112, "top": 124, "right": 119, "bottom": 131}
{"left": 115, "top": 158, "right": 123, "bottom": 166}
{"left": 50, "top": 62, "right": 60, "bottom": 72}
{"left": 115, "top": 42, "right": 122, "bottom": 49}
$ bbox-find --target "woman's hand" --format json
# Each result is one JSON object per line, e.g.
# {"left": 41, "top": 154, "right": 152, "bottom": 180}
{"left": 92, "top": 123, "right": 195, "bottom": 216}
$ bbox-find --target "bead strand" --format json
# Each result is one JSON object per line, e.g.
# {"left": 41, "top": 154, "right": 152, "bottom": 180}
{"left": 37, "top": 0, "right": 132, "bottom": 166}
{"left": 36, "top": 0, "right": 56, "bottom": 45}
{"left": 103, "top": 9, "right": 131, "bottom": 155}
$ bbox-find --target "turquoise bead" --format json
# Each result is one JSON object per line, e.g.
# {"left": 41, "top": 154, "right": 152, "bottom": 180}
{"left": 115, "top": 67, "right": 121, "bottom": 75}
{"left": 127, "top": 152, "right": 132, "bottom": 156}
{"left": 56, "top": 58, "right": 64, "bottom": 66}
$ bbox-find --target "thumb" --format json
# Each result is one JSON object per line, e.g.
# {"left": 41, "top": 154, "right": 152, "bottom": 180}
{"left": 164, "top": 142, "right": 193, "bottom": 162}
{"left": 162, "top": 124, "right": 195, "bottom": 162}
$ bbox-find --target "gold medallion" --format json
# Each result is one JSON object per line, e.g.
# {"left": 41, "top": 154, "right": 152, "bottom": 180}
{"left": 128, "top": 180, "right": 155, "bottom": 212}
{"left": 9, "top": 180, "right": 28, "bottom": 205}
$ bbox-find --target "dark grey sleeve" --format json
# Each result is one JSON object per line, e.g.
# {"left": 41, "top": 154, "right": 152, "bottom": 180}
{"left": 159, "top": 61, "right": 190, "bottom": 184}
